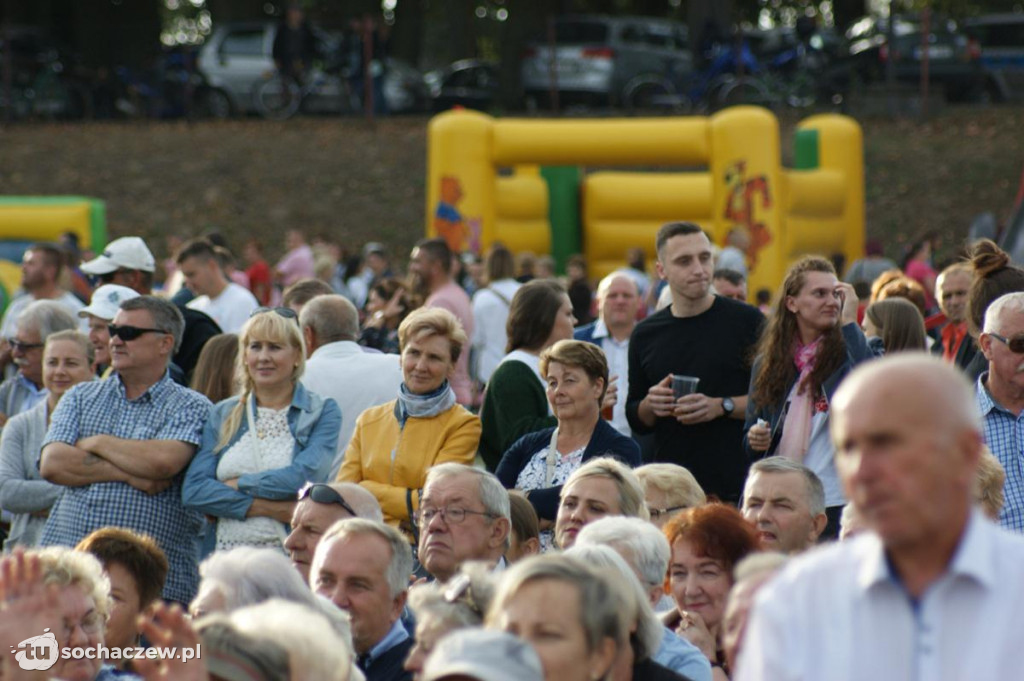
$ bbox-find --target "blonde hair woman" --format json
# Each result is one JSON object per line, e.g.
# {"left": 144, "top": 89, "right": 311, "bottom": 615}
{"left": 183, "top": 308, "right": 340, "bottom": 552}
{"left": 0, "top": 330, "right": 94, "bottom": 550}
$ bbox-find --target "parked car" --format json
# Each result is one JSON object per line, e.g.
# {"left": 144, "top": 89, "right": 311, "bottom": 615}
{"left": 196, "top": 21, "right": 426, "bottom": 117}
{"left": 964, "top": 13, "right": 1024, "bottom": 101}
{"left": 424, "top": 59, "right": 498, "bottom": 111}
{"left": 521, "top": 15, "right": 693, "bottom": 109}
{"left": 842, "top": 14, "right": 984, "bottom": 101}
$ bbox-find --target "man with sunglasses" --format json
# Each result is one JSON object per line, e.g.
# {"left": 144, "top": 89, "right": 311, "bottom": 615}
{"left": 80, "top": 236, "right": 221, "bottom": 381}
{"left": 39, "top": 295, "right": 213, "bottom": 606}
{"left": 285, "top": 481, "right": 383, "bottom": 582}
{"left": 976, "top": 291, "right": 1024, "bottom": 533}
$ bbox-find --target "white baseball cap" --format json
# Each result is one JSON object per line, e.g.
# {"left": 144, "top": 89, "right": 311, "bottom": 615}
{"left": 78, "top": 284, "right": 141, "bottom": 321}
{"left": 422, "top": 629, "right": 544, "bottom": 681}
{"left": 81, "top": 237, "right": 156, "bottom": 275}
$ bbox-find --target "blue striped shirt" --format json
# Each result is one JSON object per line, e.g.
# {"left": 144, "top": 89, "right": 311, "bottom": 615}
{"left": 976, "top": 373, "right": 1024, "bottom": 533}
{"left": 40, "top": 372, "right": 211, "bottom": 604}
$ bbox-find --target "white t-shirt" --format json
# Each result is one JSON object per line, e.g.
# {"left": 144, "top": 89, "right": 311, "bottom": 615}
{"left": 187, "top": 282, "right": 259, "bottom": 333}
{"left": 0, "top": 291, "right": 87, "bottom": 338}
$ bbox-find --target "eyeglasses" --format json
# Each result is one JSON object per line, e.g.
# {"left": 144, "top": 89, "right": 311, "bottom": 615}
{"left": 62, "top": 612, "right": 106, "bottom": 639}
{"left": 251, "top": 306, "right": 298, "bottom": 321}
{"left": 988, "top": 333, "right": 1024, "bottom": 354}
{"left": 6, "top": 338, "right": 44, "bottom": 352}
{"left": 108, "top": 324, "right": 169, "bottom": 342}
{"left": 298, "top": 482, "right": 358, "bottom": 518}
{"left": 647, "top": 505, "right": 688, "bottom": 520}
{"left": 414, "top": 505, "right": 496, "bottom": 528}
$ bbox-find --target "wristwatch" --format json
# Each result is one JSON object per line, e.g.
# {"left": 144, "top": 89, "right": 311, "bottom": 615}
{"left": 721, "top": 397, "right": 735, "bottom": 417}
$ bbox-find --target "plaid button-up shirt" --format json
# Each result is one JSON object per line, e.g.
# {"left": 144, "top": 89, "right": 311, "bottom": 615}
{"left": 40, "top": 372, "right": 211, "bottom": 603}
{"left": 976, "top": 373, "right": 1024, "bottom": 533}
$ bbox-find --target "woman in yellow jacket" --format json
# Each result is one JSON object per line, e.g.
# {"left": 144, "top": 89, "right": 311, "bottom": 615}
{"left": 338, "top": 307, "right": 481, "bottom": 542}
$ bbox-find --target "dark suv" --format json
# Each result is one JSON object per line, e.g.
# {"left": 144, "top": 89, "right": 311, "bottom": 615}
{"left": 965, "top": 13, "right": 1024, "bottom": 101}
{"left": 521, "top": 15, "right": 693, "bottom": 109}
{"left": 843, "top": 14, "right": 984, "bottom": 101}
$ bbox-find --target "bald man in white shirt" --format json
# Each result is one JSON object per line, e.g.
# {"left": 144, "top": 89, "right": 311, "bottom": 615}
{"left": 737, "top": 354, "right": 1024, "bottom": 681}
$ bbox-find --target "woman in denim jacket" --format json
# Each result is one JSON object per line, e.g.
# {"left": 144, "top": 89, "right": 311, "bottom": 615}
{"left": 183, "top": 309, "right": 340, "bottom": 552}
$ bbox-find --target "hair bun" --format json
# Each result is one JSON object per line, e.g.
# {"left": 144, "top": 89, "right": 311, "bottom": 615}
{"left": 970, "top": 239, "right": 1011, "bottom": 278}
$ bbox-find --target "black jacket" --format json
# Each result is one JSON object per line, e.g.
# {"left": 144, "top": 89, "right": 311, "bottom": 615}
{"left": 495, "top": 418, "right": 641, "bottom": 520}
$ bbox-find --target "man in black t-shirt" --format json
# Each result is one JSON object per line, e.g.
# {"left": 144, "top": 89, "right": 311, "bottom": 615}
{"left": 626, "top": 222, "right": 764, "bottom": 502}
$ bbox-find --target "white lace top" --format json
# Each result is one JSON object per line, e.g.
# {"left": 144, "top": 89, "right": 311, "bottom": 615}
{"left": 215, "top": 406, "right": 294, "bottom": 551}
{"left": 515, "top": 443, "right": 586, "bottom": 553}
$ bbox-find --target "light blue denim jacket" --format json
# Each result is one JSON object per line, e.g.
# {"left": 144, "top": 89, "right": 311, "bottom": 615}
{"left": 181, "top": 383, "right": 341, "bottom": 520}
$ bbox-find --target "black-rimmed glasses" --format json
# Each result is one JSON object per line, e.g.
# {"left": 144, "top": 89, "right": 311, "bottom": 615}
{"left": 298, "top": 482, "right": 358, "bottom": 518}
{"left": 414, "top": 506, "right": 497, "bottom": 528}
{"left": 988, "top": 332, "right": 1024, "bottom": 354}
{"left": 107, "top": 325, "right": 169, "bottom": 342}
{"left": 647, "top": 505, "right": 688, "bottom": 520}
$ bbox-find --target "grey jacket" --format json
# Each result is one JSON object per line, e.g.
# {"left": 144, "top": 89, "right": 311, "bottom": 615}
{"left": 0, "top": 401, "right": 60, "bottom": 550}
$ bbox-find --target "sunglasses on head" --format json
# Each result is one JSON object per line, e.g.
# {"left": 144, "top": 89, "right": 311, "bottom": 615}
{"left": 988, "top": 332, "right": 1024, "bottom": 354}
{"left": 251, "top": 306, "right": 298, "bottom": 322}
{"left": 108, "top": 324, "right": 169, "bottom": 342}
{"left": 297, "top": 482, "right": 358, "bottom": 518}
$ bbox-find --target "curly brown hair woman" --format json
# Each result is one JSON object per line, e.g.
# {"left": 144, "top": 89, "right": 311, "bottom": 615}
{"left": 743, "top": 256, "right": 879, "bottom": 539}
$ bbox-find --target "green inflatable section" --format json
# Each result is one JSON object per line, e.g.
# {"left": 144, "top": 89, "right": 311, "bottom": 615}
{"left": 793, "top": 129, "right": 820, "bottom": 171}
{"left": 539, "top": 166, "right": 581, "bottom": 275}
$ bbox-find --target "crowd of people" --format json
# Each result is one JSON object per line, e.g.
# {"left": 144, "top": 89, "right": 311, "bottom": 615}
{"left": 0, "top": 220, "right": 1022, "bottom": 681}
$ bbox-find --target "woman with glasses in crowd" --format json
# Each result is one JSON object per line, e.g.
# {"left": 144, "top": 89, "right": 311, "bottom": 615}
{"left": 338, "top": 307, "right": 480, "bottom": 544}
{"left": 743, "top": 256, "right": 877, "bottom": 537}
{"left": 635, "top": 463, "right": 706, "bottom": 530}
{"left": 496, "top": 340, "right": 640, "bottom": 551}
{"left": 0, "top": 330, "right": 95, "bottom": 550}
{"left": 183, "top": 308, "right": 340, "bottom": 553}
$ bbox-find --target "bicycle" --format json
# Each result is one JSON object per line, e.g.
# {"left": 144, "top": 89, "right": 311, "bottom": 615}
{"left": 253, "top": 43, "right": 361, "bottom": 121}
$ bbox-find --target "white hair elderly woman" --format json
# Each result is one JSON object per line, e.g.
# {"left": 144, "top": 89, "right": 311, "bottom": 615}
{"left": 576, "top": 517, "right": 713, "bottom": 681}
{"left": 190, "top": 547, "right": 332, "bottom": 620}
{"left": 567, "top": 544, "right": 704, "bottom": 681}
{"left": 404, "top": 562, "right": 496, "bottom": 680}
{"left": 486, "top": 554, "right": 628, "bottom": 681}
{"left": 0, "top": 547, "right": 113, "bottom": 681}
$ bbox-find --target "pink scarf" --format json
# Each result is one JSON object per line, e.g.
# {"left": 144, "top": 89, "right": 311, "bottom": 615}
{"left": 777, "top": 337, "right": 821, "bottom": 462}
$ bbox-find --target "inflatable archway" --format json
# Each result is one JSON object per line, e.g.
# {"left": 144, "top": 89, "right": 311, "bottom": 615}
{"left": 425, "top": 107, "right": 863, "bottom": 297}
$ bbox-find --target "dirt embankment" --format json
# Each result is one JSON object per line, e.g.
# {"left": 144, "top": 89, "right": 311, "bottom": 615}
{"left": 2, "top": 107, "right": 1022, "bottom": 269}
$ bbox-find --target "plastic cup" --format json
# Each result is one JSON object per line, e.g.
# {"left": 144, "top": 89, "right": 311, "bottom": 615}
{"left": 672, "top": 375, "right": 700, "bottom": 400}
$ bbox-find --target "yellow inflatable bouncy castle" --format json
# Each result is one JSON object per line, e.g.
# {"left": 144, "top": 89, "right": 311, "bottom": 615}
{"left": 425, "top": 107, "right": 863, "bottom": 296}
{"left": 0, "top": 197, "right": 107, "bottom": 309}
